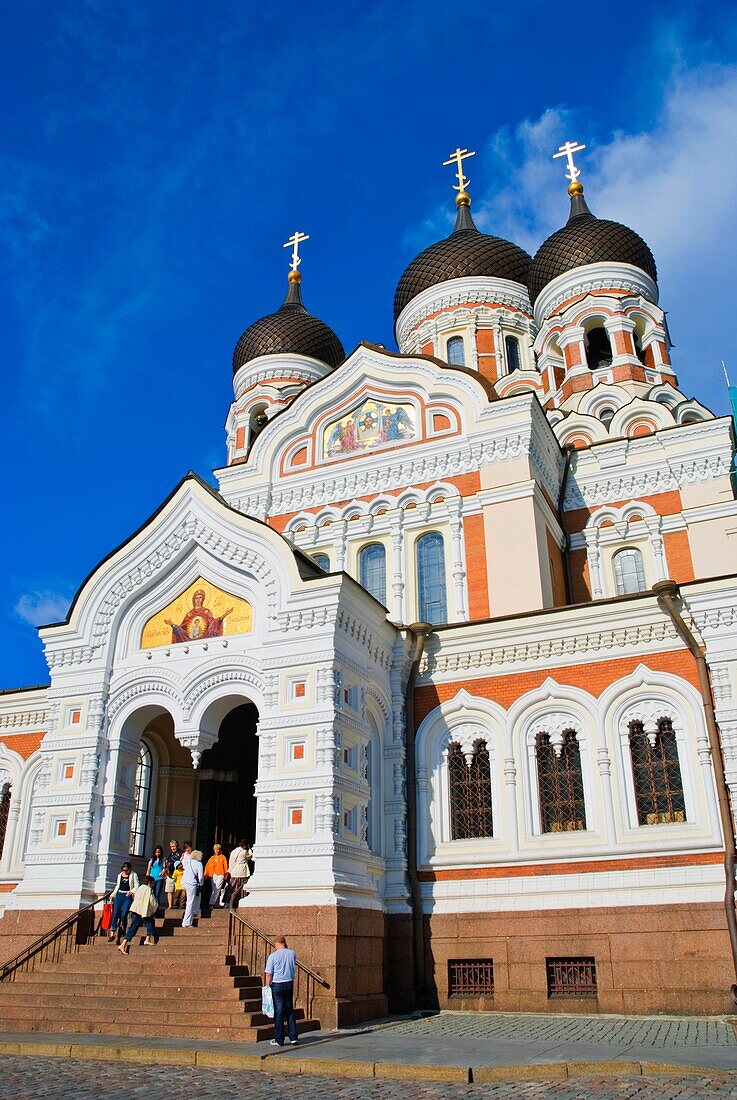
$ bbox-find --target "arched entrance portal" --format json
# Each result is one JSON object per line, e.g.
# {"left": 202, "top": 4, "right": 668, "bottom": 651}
{"left": 195, "top": 702, "right": 259, "bottom": 852}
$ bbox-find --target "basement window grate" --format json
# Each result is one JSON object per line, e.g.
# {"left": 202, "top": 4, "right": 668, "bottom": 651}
{"left": 546, "top": 956, "right": 597, "bottom": 998}
{"left": 448, "top": 958, "right": 494, "bottom": 997}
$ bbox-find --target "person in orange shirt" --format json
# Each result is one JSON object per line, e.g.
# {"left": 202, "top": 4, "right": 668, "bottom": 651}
{"left": 204, "top": 843, "right": 229, "bottom": 907}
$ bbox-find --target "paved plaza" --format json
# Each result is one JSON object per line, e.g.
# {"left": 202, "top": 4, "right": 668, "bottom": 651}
{"left": 0, "top": 1056, "right": 736, "bottom": 1098}
{"left": 0, "top": 1010, "right": 736, "bottom": 1095}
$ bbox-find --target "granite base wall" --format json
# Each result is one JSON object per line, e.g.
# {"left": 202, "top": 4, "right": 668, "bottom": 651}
{"left": 242, "top": 904, "right": 387, "bottom": 1029}
{"left": 411, "top": 902, "right": 735, "bottom": 1016}
{"left": 0, "top": 908, "right": 76, "bottom": 969}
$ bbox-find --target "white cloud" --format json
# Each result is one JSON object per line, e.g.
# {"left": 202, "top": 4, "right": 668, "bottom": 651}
{"left": 14, "top": 590, "right": 71, "bottom": 627}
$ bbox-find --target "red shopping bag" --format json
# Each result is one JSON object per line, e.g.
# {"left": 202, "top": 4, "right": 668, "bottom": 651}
{"left": 101, "top": 901, "right": 113, "bottom": 931}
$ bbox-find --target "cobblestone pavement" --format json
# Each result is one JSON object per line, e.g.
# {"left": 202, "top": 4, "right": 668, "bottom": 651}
{"left": 0, "top": 1057, "right": 736, "bottom": 1098}
{"left": 391, "top": 1012, "right": 737, "bottom": 1049}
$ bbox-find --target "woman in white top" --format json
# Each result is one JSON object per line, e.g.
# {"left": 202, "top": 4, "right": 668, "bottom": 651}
{"left": 181, "top": 848, "right": 204, "bottom": 927}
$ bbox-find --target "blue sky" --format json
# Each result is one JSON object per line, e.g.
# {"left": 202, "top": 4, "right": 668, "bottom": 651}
{"left": 3, "top": 1, "right": 737, "bottom": 687}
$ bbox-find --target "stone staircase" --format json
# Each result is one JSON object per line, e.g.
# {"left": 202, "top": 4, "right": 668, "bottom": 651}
{"left": 0, "top": 908, "right": 320, "bottom": 1042}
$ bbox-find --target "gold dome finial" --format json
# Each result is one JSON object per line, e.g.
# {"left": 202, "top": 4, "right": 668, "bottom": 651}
{"left": 553, "top": 139, "right": 586, "bottom": 189}
{"left": 442, "top": 147, "right": 476, "bottom": 201}
{"left": 283, "top": 230, "right": 309, "bottom": 276}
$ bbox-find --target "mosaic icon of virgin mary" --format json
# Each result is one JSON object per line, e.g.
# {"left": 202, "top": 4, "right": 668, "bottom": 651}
{"left": 164, "top": 589, "right": 234, "bottom": 643}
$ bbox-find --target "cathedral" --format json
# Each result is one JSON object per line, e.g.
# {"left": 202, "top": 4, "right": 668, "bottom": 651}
{"left": 2, "top": 143, "right": 737, "bottom": 1025}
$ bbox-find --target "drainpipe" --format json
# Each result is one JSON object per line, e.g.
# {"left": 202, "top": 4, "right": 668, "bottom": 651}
{"left": 403, "top": 621, "right": 433, "bottom": 1006}
{"left": 652, "top": 579, "right": 737, "bottom": 1004}
{"left": 557, "top": 444, "right": 575, "bottom": 606}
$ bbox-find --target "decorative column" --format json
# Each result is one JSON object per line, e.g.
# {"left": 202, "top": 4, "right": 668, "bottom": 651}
{"left": 447, "top": 498, "right": 468, "bottom": 622}
{"left": 389, "top": 511, "right": 405, "bottom": 623}
{"left": 582, "top": 526, "right": 605, "bottom": 599}
{"left": 644, "top": 516, "right": 667, "bottom": 580}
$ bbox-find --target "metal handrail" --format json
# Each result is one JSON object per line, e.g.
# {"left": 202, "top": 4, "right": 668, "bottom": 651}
{"left": 0, "top": 892, "right": 110, "bottom": 983}
{"left": 227, "top": 909, "right": 329, "bottom": 1022}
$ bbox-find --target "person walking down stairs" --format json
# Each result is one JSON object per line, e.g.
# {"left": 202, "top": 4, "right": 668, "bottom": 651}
{"left": 205, "top": 844, "right": 228, "bottom": 907}
{"left": 224, "top": 838, "right": 252, "bottom": 909}
{"left": 181, "top": 849, "right": 204, "bottom": 927}
{"left": 118, "top": 876, "right": 158, "bottom": 954}
{"left": 108, "top": 862, "right": 138, "bottom": 943}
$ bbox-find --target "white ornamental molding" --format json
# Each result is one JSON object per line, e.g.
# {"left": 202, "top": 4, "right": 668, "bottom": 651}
{"left": 421, "top": 621, "right": 679, "bottom": 678}
{"left": 694, "top": 607, "right": 737, "bottom": 633}
{"left": 524, "top": 711, "right": 584, "bottom": 754}
{"left": 183, "top": 668, "right": 264, "bottom": 718}
{"left": 0, "top": 708, "right": 49, "bottom": 731}
{"left": 52, "top": 519, "right": 282, "bottom": 666}
{"left": 619, "top": 700, "right": 677, "bottom": 739}
{"left": 533, "top": 263, "right": 658, "bottom": 325}
{"left": 564, "top": 455, "right": 732, "bottom": 510}
{"left": 395, "top": 276, "right": 533, "bottom": 349}
{"left": 235, "top": 434, "right": 537, "bottom": 518}
{"left": 107, "top": 679, "right": 181, "bottom": 721}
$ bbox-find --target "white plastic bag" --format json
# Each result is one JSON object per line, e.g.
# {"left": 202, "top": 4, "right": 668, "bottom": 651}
{"left": 261, "top": 984, "right": 274, "bottom": 1018}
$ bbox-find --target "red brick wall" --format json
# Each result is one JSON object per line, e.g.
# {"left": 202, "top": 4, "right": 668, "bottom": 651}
{"left": 415, "top": 648, "right": 699, "bottom": 728}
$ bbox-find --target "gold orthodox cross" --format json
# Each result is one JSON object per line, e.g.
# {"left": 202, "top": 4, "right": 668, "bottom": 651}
{"left": 442, "top": 147, "right": 476, "bottom": 193}
{"left": 284, "top": 230, "right": 310, "bottom": 272}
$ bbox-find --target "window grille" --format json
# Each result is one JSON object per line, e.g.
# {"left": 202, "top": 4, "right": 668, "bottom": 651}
{"left": 417, "top": 531, "right": 447, "bottom": 624}
{"left": 446, "top": 336, "right": 465, "bottom": 366}
{"left": 359, "top": 542, "right": 387, "bottom": 605}
{"left": 312, "top": 553, "right": 330, "bottom": 572}
{"left": 129, "top": 741, "right": 153, "bottom": 857}
{"left": 448, "top": 959, "right": 494, "bottom": 997}
{"left": 547, "top": 957, "right": 597, "bottom": 997}
{"left": 628, "top": 718, "right": 686, "bottom": 825}
{"left": 613, "top": 547, "right": 646, "bottom": 595}
{"left": 448, "top": 740, "right": 493, "bottom": 839}
{"left": 504, "top": 334, "right": 521, "bottom": 372}
{"left": 0, "top": 782, "right": 11, "bottom": 861}
{"left": 536, "top": 730, "right": 586, "bottom": 833}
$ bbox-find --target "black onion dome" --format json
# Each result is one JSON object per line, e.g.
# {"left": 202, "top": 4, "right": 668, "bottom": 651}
{"left": 232, "top": 278, "right": 345, "bottom": 373}
{"left": 528, "top": 189, "right": 657, "bottom": 305}
{"left": 393, "top": 201, "right": 532, "bottom": 322}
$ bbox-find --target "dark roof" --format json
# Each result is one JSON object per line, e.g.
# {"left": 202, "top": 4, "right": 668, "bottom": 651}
{"left": 528, "top": 190, "right": 658, "bottom": 305}
{"left": 393, "top": 201, "right": 532, "bottom": 323}
{"left": 232, "top": 278, "right": 344, "bottom": 373}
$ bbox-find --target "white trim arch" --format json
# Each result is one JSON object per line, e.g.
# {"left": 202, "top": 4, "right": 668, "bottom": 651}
{"left": 0, "top": 742, "right": 31, "bottom": 879}
{"left": 415, "top": 690, "right": 509, "bottom": 866}
{"left": 599, "top": 665, "right": 721, "bottom": 845}
{"left": 508, "top": 680, "right": 609, "bottom": 849}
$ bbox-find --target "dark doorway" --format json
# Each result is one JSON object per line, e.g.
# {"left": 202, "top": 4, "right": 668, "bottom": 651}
{"left": 195, "top": 702, "right": 258, "bottom": 854}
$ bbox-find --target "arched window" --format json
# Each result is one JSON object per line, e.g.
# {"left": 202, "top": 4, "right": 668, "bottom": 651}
{"left": 613, "top": 547, "right": 646, "bottom": 595}
{"left": 448, "top": 741, "right": 493, "bottom": 839}
{"left": 446, "top": 336, "right": 465, "bottom": 366}
{"left": 129, "top": 742, "right": 153, "bottom": 857}
{"left": 312, "top": 553, "right": 330, "bottom": 572}
{"left": 628, "top": 718, "right": 686, "bottom": 825}
{"left": 536, "top": 731, "right": 586, "bottom": 832}
{"left": 416, "top": 531, "right": 447, "bottom": 624}
{"left": 585, "top": 326, "right": 613, "bottom": 370}
{"left": 359, "top": 543, "right": 387, "bottom": 605}
{"left": 0, "top": 781, "right": 11, "bottom": 861}
{"left": 505, "top": 334, "right": 521, "bottom": 372}
{"left": 598, "top": 406, "right": 616, "bottom": 427}
{"left": 248, "top": 403, "right": 268, "bottom": 446}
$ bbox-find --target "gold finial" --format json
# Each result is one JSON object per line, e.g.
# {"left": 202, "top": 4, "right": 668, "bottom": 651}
{"left": 553, "top": 140, "right": 586, "bottom": 188}
{"left": 288, "top": 269, "right": 301, "bottom": 284}
{"left": 283, "top": 230, "right": 309, "bottom": 274}
{"left": 442, "top": 147, "right": 476, "bottom": 201}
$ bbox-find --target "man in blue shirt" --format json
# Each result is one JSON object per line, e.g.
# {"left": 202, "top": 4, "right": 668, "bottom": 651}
{"left": 264, "top": 935, "right": 299, "bottom": 1046}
